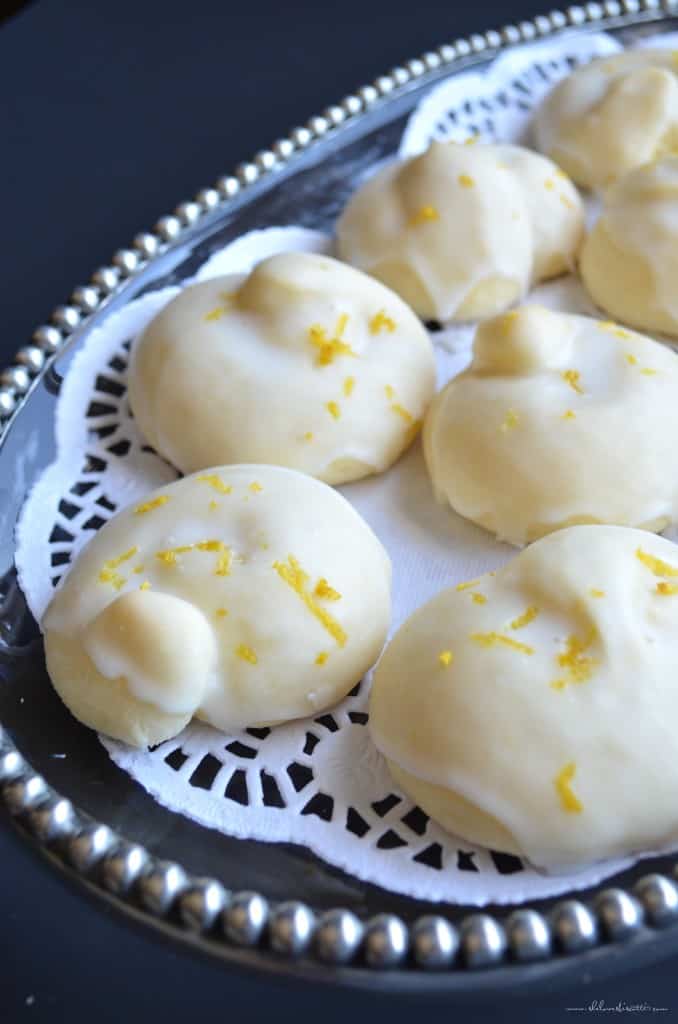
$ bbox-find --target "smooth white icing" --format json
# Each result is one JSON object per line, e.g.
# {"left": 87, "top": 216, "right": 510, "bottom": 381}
{"left": 581, "top": 156, "right": 678, "bottom": 336}
{"left": 335, "top": 140, "right": 584, "bottom": 322}
{"left": 128, "top": 251, "right": 436, "bottom": 485}
{"left": 534, "top": 49, "right": 678, "bottom": 189}
{"left": 43, "top": 465, "right": 392, "bottom": 746}
{"left": 369, "top": 524, "right": 678, "bottom": 870}
{"left": 423, "top": 305, "right": 678, "bottom": 545}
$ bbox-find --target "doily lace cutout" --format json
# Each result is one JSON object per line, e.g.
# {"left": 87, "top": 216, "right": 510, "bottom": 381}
{"left": 15, "top": 31, "right": 678, "bottom": 905}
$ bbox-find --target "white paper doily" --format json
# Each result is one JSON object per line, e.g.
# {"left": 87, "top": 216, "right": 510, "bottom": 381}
{"left": 15, "top": 29, "right": 677, "bottom": 906}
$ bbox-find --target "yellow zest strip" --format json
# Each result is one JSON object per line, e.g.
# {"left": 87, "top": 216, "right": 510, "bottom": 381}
{"left": 369, "top": 310, "right": 396, "bottom": 334}
{"left": 98, "top": 547, "right": 138, "bottom": 589}
{"left": 235, "top": 644, "right": 258, "bottom": 665}
{"left": 391, "top": 403, "right": 414, "bottom": 424}
{"left": 209, "top": 500, "right": 219, "bottom": 511}
{"left": 625, "top": 353, "right": 638, "bottom": 366}
{"left": 561, "top": 370, "right": 583, "bottom": 394}
{"left": 641, "top": 368, "right": 658, "bottom": 376}
{"left": 544, "top": 178, "right": 555, "bottom": 190}
{"left": 326, "top": 401, "right": 341, "bottom": 420}
{"left": 554, "top": 762, "right": 583, "bottom": 813}
{"left": 197, "top": 474, "right": 232, "bottom": 495}
{"left": 215, "top": 608, "right": 228, "bottom": 618}
{"left": 384, "top": 385, "right": 395, "bottom": 400}
{"left": 314, "top": 578, "right": 341, "bottom": 601}
{"left": 215, "top": 550, "right": 232, "bottom": 577}
{"left": 458, "top": 174, "right": 474, "bottom": 188}
{"left": 589, "top": 588, "right": 605, "bottom": 598}
{"left": 98, "top": 569, "right": 125, "bottom": 590}
{"left": 657, "top": 582, "right": 678, "bottom": 596}
{"left": 139, "top": 581, "right": 152, "bottom": 591}
{"left": 343, "top": 376, "right": 355, "bottom": 397}
{"left": 598, "top": 321, "right": 631, "bottom": 339}
{"left": 315, "top": 652, "right": 329, "bottom": 666}
{"left": 501, "top": 409, "right": 520, "bottom": 432}
{"left": 308, "top": 320, "right": 358, "bottom": 366}
{"left": 133, "top": 565, "right": 144, "bottom": 575}
{"left": 303, "top": 432, "right": 313, "bottom": 442}
{"left": 510, "top": 606, "right": 538, "bottom": 631}
{"left": 204, "top": 306, "right": 226, "bottom": 322}
{"left": 438, "top": 650, "right": 453, "bottom": 668}
{"left": 470, "top": 632, "right": 534, "bottom": 655}
{"left": 464, "top": 136, "right": 478, "bottom": 145}
{"left": 471, "top": 593, "right": 487, "bottom": 605}
{"left": 135, "top": 495, "right": 170, "bottom": 515}
{"left": 561, "top": 410, "right": 576, "bottom": 421}
{"left": 249, "top": 482, "right": 263, "bottom": 493}
{"left": 196, "top": 540, "right": 227, "bottom": 552}
{"left": 559, "top": 194, "right": 575, "bottom": 210}
{"left": 156, "top": 545, "right": 193, "bottom": 566}
{"left": 636, "top": 548, "right": 678, "bottom": 578}
{"left": 550, "top": 628, "right": 597, "bottom": 690}
{"left": 104, "top": 547, "right": 138, "bottom": 570}
{"left": 456, "top": 579, "right": 480, "bottom": 591}
{"left": 273, "top": 555, "right": 347, "bottom": 647}
{"left": 409, "top": 204, "right": 439, "bottom": 226}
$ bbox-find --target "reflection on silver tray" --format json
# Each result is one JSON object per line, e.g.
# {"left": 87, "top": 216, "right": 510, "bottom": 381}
{"left": 2, "top": 2, "right": 678, "bottom": 991}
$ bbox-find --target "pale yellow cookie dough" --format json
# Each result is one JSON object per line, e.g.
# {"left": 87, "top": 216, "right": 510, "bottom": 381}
{"left": 580, "top": 157, "right": 678, "bottom": 337}
{"left": 128, "top": 252, "right": 435, "bottom": 484}
{"left": 423, "top": 305, "right": 678, "bottom": 545}
{"left": 43, "top": 465, "right": 391, "bottom": 747}
{"left": 370, "top": 524, "right": 678, "bottom": 871}
{"left": 534, "top": 50, "right": 678, "bottom": 189}
{"left": 335, "top": 140, "right": 584, "bottom": 322}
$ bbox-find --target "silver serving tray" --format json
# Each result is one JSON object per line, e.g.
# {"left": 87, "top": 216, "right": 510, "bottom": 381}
{"left": 3, "top": 2, "right": 678, "bottom": 993}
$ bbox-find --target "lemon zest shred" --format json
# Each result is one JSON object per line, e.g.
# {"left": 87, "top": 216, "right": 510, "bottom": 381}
{"left": 98, "top": 569, "right": 125, "bottom": 590}
{"left": 308, "top": 323, "right": 357, "bottom": 366}
{"left": 471, "top": 592, "right": 487, "bottom": 605}
{"left": 391, "top": 402, "right": 414, "bottom": 425}
{"left": 551, "top": 628, "right": 597, "bottom": 690}
{"left": 197, "top": 474, "right": 232, "bottom": 495}
{"left": 343, "top": 376, "right": 355, "bottom": 397}
{"left": 132, "top": 565, "right": 144, "bottom": 575}
{"left": 208, "top": 500, "right": 219, "bottom": 511}
{"left": 369, "top": 310, "right": 396, "bottom": 334}
{"left": 657, "top": 581, "right": 678, "bottom": 596}
{"left": 103, "top": 547, "right": 138, "bottom": 570}
{"left": 409, "top": 204, "right": 439, "bottom": 225}
{"left": 561, "top": 409, "right": 576, "bottom": 421}
{"left": 544, "top": 178, "right": 555, "bottom": 190}
{"left": 204, "top": 306, "right": 226, "bottom": 322}
{"left": 470, "top": 632, "right": 534, "bottom": 655}
{"left": 458, "top": 174, "right": 474, "bottom": 188}
{"left": 314, "top": 578, "right": 341, "bottom": 601}
{"left": 273, "top": 555, "right": 347, "bottom": 647}
{"left": 554, "top": 762, "right": 583, "bottom": 813}
{"left": 139, "top": 581, "right": 152, "bottom": 591}
{"left": 510, "top": 606, "right": 538, "bottom": 630}
{"left": 303, "top": 432, "right": 313, "bottom": 442}
{"left": 135, "top": 495, "right": 170, "bottom": 515}
{"left": 501, "top": 408, "right": 520, "bottom": 432}
{"left": 249, "top": 482, "right": 263, "bottom": 493}
{"left": 215, "top": 608, "right": 228, "bottom": 618}
{"left": 235, "top": 644, "right": 258, "bottom": 665}
{"left": 561, "top": 370, "right": 584, "bottom": 394}
{"left": 636, "top": 548, "right": 678, "bottom": 578}
{"left": 456, "top": 579, "right": 480, "bottom": 591}
{"left": 326, "top": 400, "right": 341, "bottom": 420}
{"left": 598, "top": 320, "right": 631, "bottom": 339}
{"left": 625, "top": 353, "right": 638, "bottom": 366}
{"left": 438, "top": 650, "right": 454, "bottom": 667}
{"left": 589, "top": 588, "right": 605, "bottom": 598}
{"left": 641, "top": 368, "right": 658, "bottom": 376}
{"left": 315, "top": 651, "right": 329, "bottom": 666}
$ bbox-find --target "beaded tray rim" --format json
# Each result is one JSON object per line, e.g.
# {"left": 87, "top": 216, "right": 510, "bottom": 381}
{"left": 3, "top": 0, "right": 678, "bottom": 989}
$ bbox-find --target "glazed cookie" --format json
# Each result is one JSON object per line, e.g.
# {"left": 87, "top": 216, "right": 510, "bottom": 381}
{"left": 580, "top": 157, "right": 678, "bottom": 337}
{"left": 335, "top": 140, "right": 584, "bottom": 322}
{"left": 534, "top": 50, "right": 678, "bottom": 189}
{"left": 423, "top": 305, "right": 678, "bottom": 545}
{"left": 128, "top": 252, "right": 436, "bottom": 484}
{"left": 43, "top": 465, "right": 391, "bottom": 747}
{"left": 370, "top": 525, "right": 678, "bottom": 870}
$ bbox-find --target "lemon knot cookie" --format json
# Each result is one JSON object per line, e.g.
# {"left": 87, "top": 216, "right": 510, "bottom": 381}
{"left": 42, "top": 465, "right": 391, "bottom": 747}
{"left": 580, "top": 157, "right": 678, "bottom": 337}
{"left": 128, "top": 252, "right": 435, "bottom": 485}
{"left": 370, "top": 524, "right": 678, "bottom": 870}
{"left": 423, "top": 304, "right": 678, "bottom": 545}
{"left": 335, "top": 140, "right": 584, "bottom": 322}
{"left": 534, "top": 50, "right": 678, "bottom": 189}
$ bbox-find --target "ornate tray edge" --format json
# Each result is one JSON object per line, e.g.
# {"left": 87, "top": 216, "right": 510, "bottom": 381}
{"left": 2, "top": 0, "right": 678, "bottom": 982}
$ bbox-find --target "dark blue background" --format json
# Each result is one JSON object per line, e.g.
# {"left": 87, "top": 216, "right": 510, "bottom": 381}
{"left": 2, "top": 1, "right": 678, "bottom": 1019}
